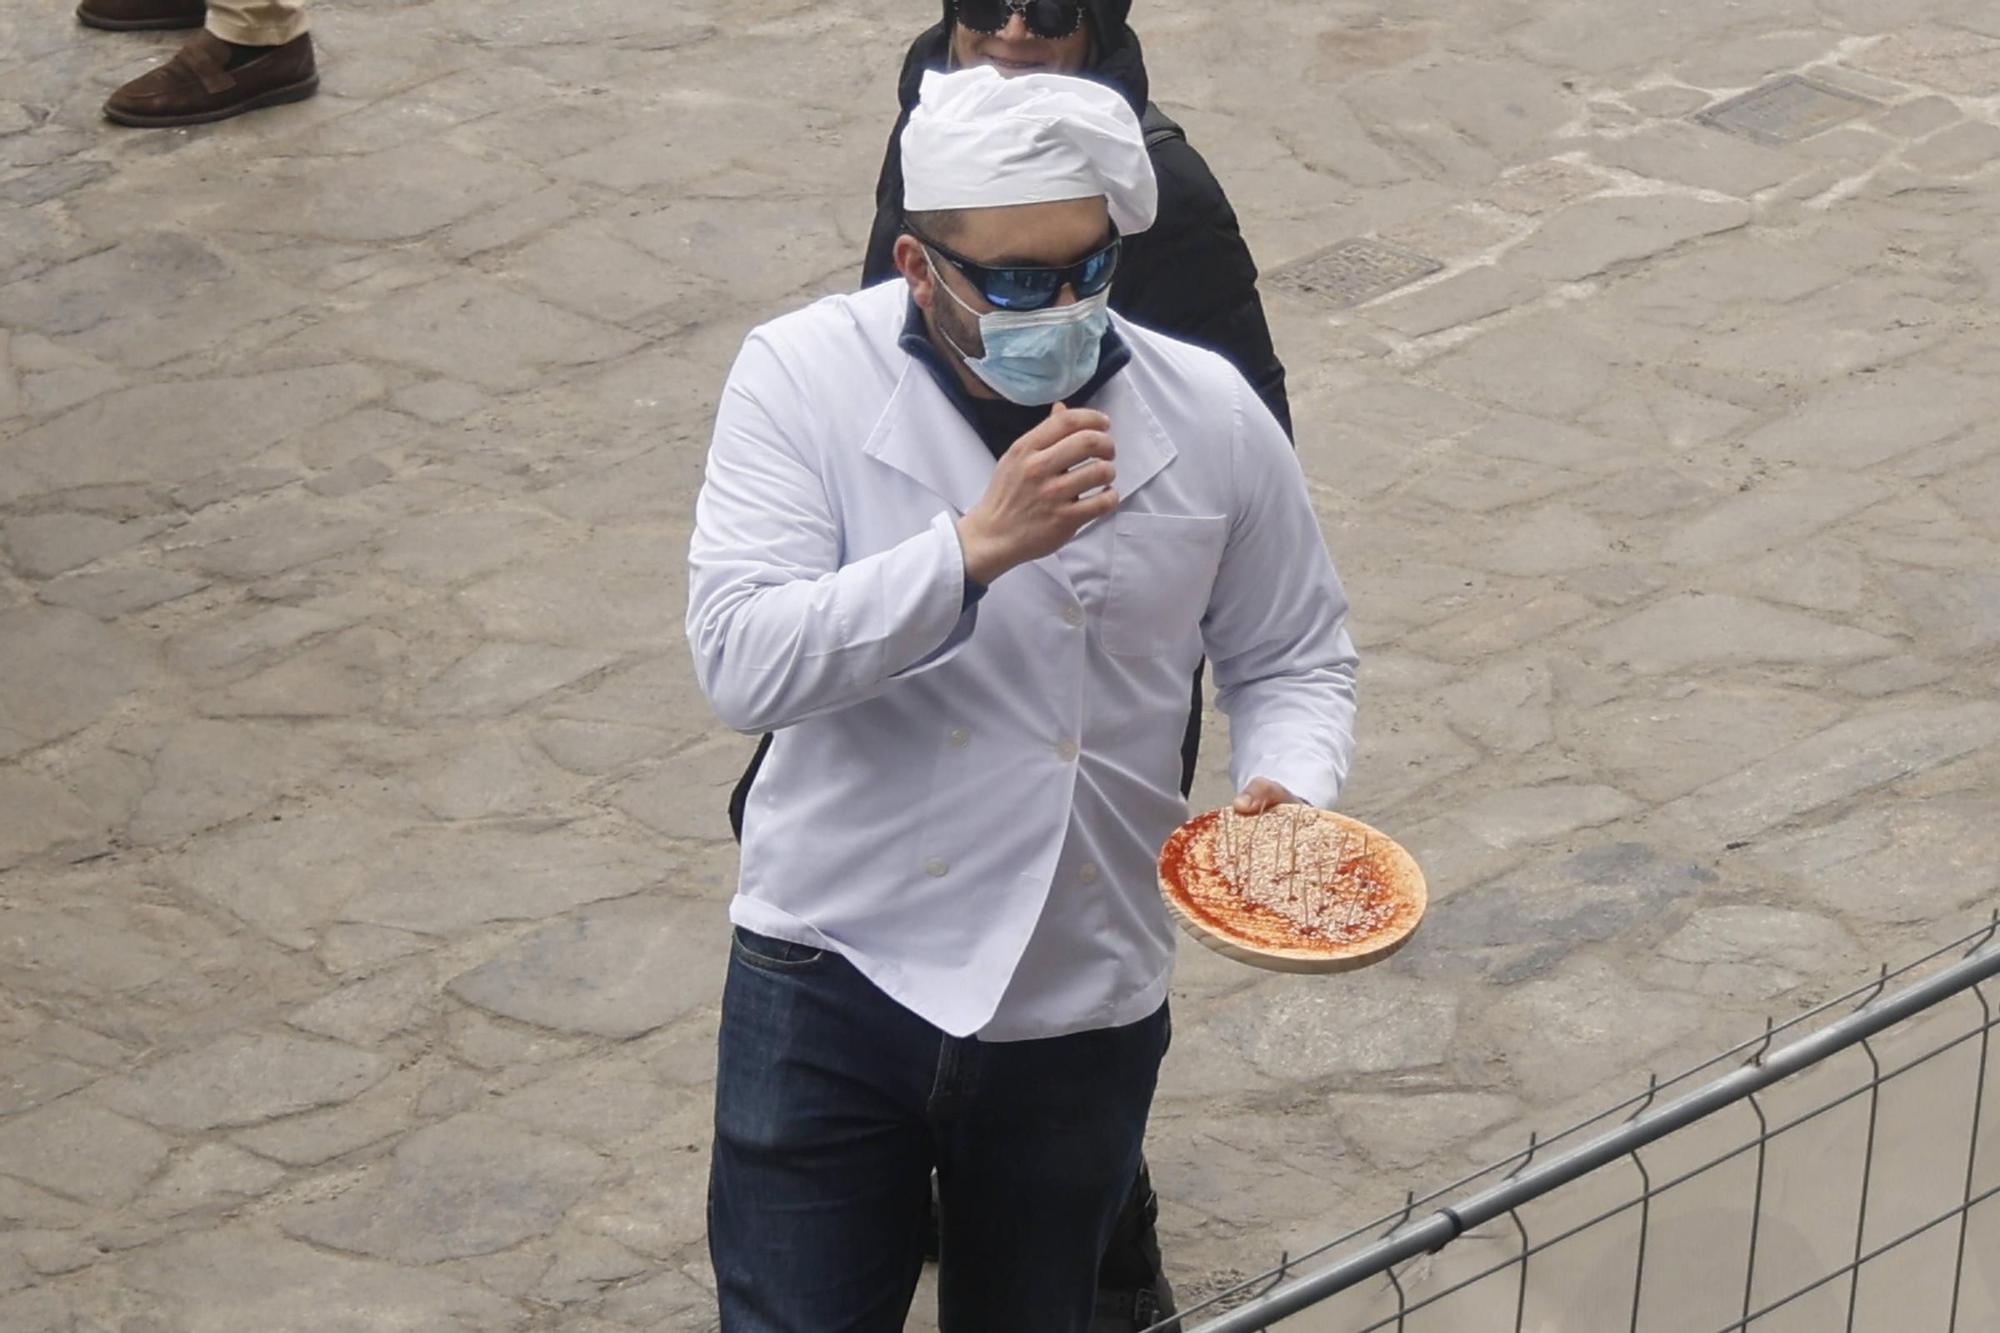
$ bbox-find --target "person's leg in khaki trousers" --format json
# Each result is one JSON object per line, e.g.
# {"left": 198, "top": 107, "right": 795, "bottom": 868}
{"left": 79, "top": 0, "right": 319, "bottom": 126}
{"left": 201, "top": 0, "right": 308, "bottom": 46}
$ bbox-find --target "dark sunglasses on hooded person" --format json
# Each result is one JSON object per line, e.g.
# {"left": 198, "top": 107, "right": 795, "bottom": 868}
{"left": 952, "top": 0, "right": 1089, "bottom": 39}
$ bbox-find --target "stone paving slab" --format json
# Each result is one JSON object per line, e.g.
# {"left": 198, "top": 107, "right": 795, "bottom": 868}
{"left": 2, "top": 0, "right": 1999, "bottom": 1327}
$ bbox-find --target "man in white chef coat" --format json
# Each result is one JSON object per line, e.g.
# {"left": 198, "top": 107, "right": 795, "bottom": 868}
{"left": 686, "top": 67, "right": 1358, "bottom": 1333}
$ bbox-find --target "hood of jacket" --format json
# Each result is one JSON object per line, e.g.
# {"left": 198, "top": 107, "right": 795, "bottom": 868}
{"left": 899, "top": 0, "right": 1151, "bottom": 119}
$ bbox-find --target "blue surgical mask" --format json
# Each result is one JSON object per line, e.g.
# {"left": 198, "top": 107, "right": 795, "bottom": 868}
{"left": 928, "top": 251, "right": 1110, "bottom": 405}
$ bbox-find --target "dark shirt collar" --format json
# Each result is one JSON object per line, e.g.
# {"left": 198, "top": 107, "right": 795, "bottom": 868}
{"left": 898, "top": 298, "right": 1132, "bottom": 460}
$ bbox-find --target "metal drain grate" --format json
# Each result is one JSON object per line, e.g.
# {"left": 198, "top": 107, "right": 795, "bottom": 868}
{"left": 1694, "top": 74, "right": 1879, "bottom": 145}
{"left": 1268, "top": 238, "right": 1442, "bottom": 310}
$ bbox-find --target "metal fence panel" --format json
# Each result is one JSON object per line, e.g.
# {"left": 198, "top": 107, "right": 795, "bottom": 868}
{"left": 1165, "top": 913, "right": 2000, "bottom": 1333}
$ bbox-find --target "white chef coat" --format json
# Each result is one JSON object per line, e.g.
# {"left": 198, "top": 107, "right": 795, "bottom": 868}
{"left": 686, "top": 279, "right": 1357, "bottom": 1041}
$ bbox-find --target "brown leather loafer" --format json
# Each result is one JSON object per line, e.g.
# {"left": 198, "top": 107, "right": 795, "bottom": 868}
{"left": 104, "top": 30, "right": 317, "bottom": 127}
{"left": 76, "top": 0, "right": 205, "bottom": 31}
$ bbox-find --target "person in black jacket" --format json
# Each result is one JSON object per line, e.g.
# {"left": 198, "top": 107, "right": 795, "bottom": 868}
{"left": 728, "top": 7, "right": 1293, "bottom": 1325}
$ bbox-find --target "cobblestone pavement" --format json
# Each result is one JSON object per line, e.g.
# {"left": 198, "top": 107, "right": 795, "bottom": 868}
{"left": 2, "top": 0, "right": 1997, "bottom": 1327}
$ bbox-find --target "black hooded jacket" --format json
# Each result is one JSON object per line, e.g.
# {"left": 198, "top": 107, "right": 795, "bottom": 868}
{"left": 861, "top": 0, "right": 1292, "bottom": 438}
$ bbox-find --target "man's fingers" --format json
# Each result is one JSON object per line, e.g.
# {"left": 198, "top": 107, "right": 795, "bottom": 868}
{"left": 1039, "top": 429, "right": 1116, "bottom": 474}
{"left": 1050, "top": 406, "right": 1112, "bottom": 436}
{"left": 1067, "top": 486, "right": 1119, "bottom": 524}
{"left": 1233, "top": 778, "right": 1301, "bottom": 814}
{"left": 1052, "top": 459, "right": 1116, "bottom": 500}
{"left": 1013, "top": 406, "right": 1112, "bottom": 455}
{"left": 1021, "top": 429, "right": 1114, "bottom": 481}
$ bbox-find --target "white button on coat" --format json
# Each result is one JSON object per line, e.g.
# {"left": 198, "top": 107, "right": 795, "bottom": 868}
{"left": 687, "top": 280, "right": 1358, "bottom": 1041}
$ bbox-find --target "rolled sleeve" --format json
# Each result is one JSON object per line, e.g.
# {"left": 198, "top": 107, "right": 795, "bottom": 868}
{"left": 889, "top": 512, "right": 982, "bottom": 679}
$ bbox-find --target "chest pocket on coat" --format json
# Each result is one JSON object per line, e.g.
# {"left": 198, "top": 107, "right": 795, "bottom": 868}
{"left": 1099, "top": 512, "right": 1228, "bottom": 657}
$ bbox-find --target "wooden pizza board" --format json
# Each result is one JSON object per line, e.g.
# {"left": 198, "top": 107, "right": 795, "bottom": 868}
{"left": 1157, "top": 806, "right": 1427, "bottom": 974}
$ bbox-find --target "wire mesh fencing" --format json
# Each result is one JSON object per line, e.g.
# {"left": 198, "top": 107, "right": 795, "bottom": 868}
{"left": 1162, "top": 911, "right": 2000, "bottom": 1333}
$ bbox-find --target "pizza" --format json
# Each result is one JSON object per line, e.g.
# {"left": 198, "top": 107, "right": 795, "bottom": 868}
{"left": 1157, "top": 805, "right": 1426, "bottom": 973}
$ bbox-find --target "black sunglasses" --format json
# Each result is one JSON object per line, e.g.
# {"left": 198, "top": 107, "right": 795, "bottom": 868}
{"left": 952, "top": 0, "right": 1087, "bottom": 40}
{"left": 911, "top": 224, "right": 1121, "bottom": 311}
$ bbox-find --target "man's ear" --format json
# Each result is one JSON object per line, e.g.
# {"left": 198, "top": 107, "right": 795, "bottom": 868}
{"left": 894, "top": 234, "right": 935, "bottom": 310}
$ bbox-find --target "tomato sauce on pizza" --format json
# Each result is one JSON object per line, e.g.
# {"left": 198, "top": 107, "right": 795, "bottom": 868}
{"left": 1158, "top": 806, "right": 1425, "bottom": 971}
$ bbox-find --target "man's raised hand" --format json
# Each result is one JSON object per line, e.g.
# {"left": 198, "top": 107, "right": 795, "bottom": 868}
{"left": 956, "top": 403, "right": 1117, "bottom": 586}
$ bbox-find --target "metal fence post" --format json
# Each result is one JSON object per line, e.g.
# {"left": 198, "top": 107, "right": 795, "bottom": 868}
{"left": 1946, "top": 964, "right": 1993, "bottom": 1333}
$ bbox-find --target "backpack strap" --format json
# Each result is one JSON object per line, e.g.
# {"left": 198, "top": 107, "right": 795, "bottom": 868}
{"left": 1140, "top": 101, "right": 1185, "bottom": 149}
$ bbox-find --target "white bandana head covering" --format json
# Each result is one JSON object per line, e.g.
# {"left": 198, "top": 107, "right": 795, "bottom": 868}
{"left": 900, "top": 66, "right": 1158, "bottom": 236}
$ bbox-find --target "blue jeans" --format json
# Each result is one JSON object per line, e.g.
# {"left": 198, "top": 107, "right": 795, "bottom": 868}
{"left": 708, "top": 929, "right": 1170, "bottom": 1332}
